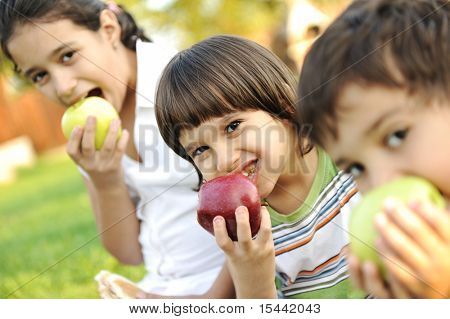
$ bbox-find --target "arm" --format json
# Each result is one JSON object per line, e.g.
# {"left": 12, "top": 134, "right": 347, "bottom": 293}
{"left": 98, "top": 207, "right": 276, "bottom": 299}
{"left": 84, "top": 175, "right": 142, "bottom": 265}
{"left": 98, "top": 264, "right": 236, "bottom": 299}
{"left": 67, "top": 117, "right": 142, "bottom": 265}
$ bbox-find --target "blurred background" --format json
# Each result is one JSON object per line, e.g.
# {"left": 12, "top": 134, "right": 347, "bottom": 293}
{"left": 0, "top": 0, "right": 349, "bottom": 298}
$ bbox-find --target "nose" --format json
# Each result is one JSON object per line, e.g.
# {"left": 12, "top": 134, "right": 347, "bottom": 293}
{"left": 214, "top": 141, "right": 239, "bottom": 175}
{"left": 365, "top": 162, "right": 403, "bottom": 191}
{"left": 53, "top": 71, "right": 77, "bottom": 105}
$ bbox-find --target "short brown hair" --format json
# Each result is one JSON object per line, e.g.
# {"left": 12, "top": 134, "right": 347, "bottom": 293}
{"left": 297, "top": 0, "right": 450, "bottom": 146}
{"left": 156, "top": 35, "right": 301, "bottom": 164}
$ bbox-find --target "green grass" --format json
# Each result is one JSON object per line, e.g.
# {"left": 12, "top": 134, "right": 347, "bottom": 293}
{"left": 0, "top": 152, "right": 145, "bottom": 298}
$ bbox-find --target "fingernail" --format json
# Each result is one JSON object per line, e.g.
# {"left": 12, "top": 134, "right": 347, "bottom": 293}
{"left": 88, "top": 116, "right": 96, "bottom": 124}
{"left": 383, "top": 197, "right": 396, "bottom": 212}
{"left": 213, "top": 216, "right": 223, "bottom": 224}
{"left": 72, "top": 126, "right": 81, "bottom": 137}
{"left": 408, "top": 199, "right": 421, "bottom": 211}
{"left": 235, "top": 206, "right": 245, "bottom": 217}
{"left": 375, "top": 213, "right": 387, "bottom": 228}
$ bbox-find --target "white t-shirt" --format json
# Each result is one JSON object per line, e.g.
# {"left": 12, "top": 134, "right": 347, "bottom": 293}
{"left": 113, "top": 40, "right": 224, "bottom": 295}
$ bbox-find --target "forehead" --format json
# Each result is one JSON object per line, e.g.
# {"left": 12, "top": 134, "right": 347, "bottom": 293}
{"left": 323, "top": 83, "right": 411, "bottom": 156}
{"left": 7, "top": 19, "right": 91, "bottom": 70}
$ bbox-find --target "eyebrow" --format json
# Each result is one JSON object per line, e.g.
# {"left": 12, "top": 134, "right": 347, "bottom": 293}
{"left": 364, "top": 108, "right": 402, "bottom": 136}
{"left": 220, "top": 113, "right": 239, "bottom": 125}
{"left": 334, "top": 108, "right": 403, "bottom": 169}
{"left": 334, "top": 158, "right": 347, "bottom": 168}
{"left": 23, "top": 42, "right": 76, "bottom": 78}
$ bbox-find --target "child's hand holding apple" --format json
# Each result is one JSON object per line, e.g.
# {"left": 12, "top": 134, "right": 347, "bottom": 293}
{"left": 61, "top": 97, "right": 129, "bottom": 183}
{"left": 347, "top": 177, "right": 449, "bottom": 298}
{"left": 197, "top": 174, "right": 276, "bottom": 298}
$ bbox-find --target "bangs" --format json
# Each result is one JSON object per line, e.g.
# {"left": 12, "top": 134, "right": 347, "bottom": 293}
{"left": 160, "top": 62, "right": 257, "bottom": 131}
{"left": 156, "top": 35, "right": 298, "bottom": 158}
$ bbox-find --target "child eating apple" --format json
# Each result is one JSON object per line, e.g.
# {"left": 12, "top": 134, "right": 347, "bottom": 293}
{"left": 296, "top": 0, "right": 450, "bottom": 298}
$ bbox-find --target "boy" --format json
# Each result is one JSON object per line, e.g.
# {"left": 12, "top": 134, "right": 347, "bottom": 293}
{"left": 296, "top": 0, "right": 449, "bottom": 298}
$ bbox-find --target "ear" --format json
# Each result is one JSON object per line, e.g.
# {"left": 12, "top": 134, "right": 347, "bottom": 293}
{"left": 99, "top": 9, "right": 121, "bottom": 48}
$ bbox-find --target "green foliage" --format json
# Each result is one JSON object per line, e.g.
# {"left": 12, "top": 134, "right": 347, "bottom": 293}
{"left": 0, "top": 154, "right": 145, "bottom": 298}
{"left": 133, "top": 0, "right": 285, "bottom": 47}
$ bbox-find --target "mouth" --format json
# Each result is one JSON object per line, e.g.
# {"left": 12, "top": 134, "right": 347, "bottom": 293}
{"left": 86, "top": 87, "right": 104, "bottom": 99}
{"left": 239, "top": 159, "right": 259, "bottom": 185}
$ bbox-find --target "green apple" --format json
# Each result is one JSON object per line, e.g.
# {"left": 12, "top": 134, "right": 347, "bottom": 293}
{"left": 349, "top": 176, "right": 445, "bottom": 272}
{"left": 61, "top": 97, "right": 121, "bottom": 150}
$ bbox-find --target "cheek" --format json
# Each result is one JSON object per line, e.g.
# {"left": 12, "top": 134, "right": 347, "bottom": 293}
{"left": 38, "top": 85, "right": 59, "bottom": 104}
{"left": 195, "top": 157, "right": 216, "bottom": 180}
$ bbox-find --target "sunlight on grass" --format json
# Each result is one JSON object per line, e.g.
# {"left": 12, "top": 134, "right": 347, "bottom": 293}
{"left": 0, "top": 152, "right": 145, "bottom": 298}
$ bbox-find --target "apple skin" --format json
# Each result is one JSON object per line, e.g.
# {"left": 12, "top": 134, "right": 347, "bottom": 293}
{"left": 61, "top": 97, "right": 121, "bottom": 150}
{"left": 197, "top": 174, "right": 262, "bottom": 241}
{"left": 349, "top": 176, "right": 445, "bottom": 272}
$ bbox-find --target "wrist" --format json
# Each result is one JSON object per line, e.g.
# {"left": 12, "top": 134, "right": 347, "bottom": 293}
{"left": 235, "top": 280, "right": 277, "bottom": 299}
{"left": 90, "top": 169, "right": 125, "bottom": 188}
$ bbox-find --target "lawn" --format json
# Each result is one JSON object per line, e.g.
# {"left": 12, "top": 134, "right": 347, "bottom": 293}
{"left": 0, "top": 151, "right": 145, "bottom": 298}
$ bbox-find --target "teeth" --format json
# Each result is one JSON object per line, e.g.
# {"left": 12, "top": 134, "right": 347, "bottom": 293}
{"left": 241, "top": 162, "right": 256, "bottom": 178}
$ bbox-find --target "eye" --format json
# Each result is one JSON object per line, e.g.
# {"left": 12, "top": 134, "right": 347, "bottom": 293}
{"left": 345, "top": 163, "right": 365, "bottom": 179}
{"left": 32, "top": 71, "right": 48, "bottom": 84}
{"left": 61, "top": 51, "right": 76, "bottom": 63}
{"left": 192, "top": 146, "right": 209, "bottom": 158}
{"left": 385, "top": 129, "right": 408, "bottom": 148}
{"left": 225, "top": 120, "right": 242, "bottom": 134}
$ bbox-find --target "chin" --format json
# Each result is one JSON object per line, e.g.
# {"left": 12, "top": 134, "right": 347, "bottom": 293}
{"left": 257, "top": 182, "right": 276, "bottom": 200}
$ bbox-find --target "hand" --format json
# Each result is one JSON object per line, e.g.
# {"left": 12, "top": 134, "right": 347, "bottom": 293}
{"left": 96, "top": 271, "right": 145, "bottom": 299}
{"left": 213, "top": 206, "right": 277, "bottom": 299}
{"left": 347, "top": 252, "right": 400, "bottom": 298}
{"left": 347, "top": 199, "right": 450, "bottom": 299}
{"left": 66, "top": 116, "right": 129, "bottom": 184}
{"left": 374, "top": 198, "right": 450, "bottom": 298}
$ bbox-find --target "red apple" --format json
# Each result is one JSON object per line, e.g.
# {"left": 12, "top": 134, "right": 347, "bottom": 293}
{"left": 197, "top": 174, "right": 262, "bottom": 241}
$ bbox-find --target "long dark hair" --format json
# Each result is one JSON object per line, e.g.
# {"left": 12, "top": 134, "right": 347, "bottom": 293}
{"left": 0, "top": 0, "right": 150, "bottom": 61}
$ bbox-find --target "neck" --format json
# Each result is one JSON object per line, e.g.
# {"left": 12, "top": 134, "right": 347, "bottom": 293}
{"left": 121, "top": 48, "right": 137, "bottom": 114}
{"left": 266, "top": 135, "right": 318, "bottom": 215}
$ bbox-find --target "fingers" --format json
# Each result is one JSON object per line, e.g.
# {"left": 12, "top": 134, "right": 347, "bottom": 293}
{"left": 99, "top": 119, "right": 121, "bottom": 160}
{"left": 387, "top": 272, "right": 413, "bottom": 299}
{"left": 375, "top": 213, "right": 429, "bottom": 272}
{"left": 410, "top": 201, "right": 450, "bottom": 244}
{"left": 213, "top": 216, "right": 234, "bottom": 254}
{"left": 81, "top": 116, "right": 97, "bottom": 158}
{"left": 98, "top": 280, "right": 118, "bottom": 299}
{"left": 113, "top": 129, "right": 129, "bottom": 163}
{"left": 382, "top": 199, "right": 442, "bottom": 255}
{"left": 347, "top": 254, "right": 364, "bottom": 290}
{"left": 235, "top": 206, "right": 252, "bottom": 247}
{"left": 66, "top": 126, "right": 83, "bottom": 161}
{"left": 256, "top": 207, "right": 273, "bottom": 245}
{"left": 214, "top": 205, "right": 273, "bottom": 256}
{"left": 362, "top": 262, "right": 391, "bottom": 298}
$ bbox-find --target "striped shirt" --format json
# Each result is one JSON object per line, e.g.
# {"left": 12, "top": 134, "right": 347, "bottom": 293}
{"left": 267, "top": 148, "right": 366, "bottom": 298}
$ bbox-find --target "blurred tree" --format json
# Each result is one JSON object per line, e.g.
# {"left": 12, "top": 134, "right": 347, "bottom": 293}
{"left": 135, "top": 0, "right": 285, "bottom": 47}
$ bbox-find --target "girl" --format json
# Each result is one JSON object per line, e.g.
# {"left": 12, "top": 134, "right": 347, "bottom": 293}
{"left": 155, "top": 35, "right": 365, "bottom": 298}
{"left": 0, "top": 0, "right": 230, "bottom": 297}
